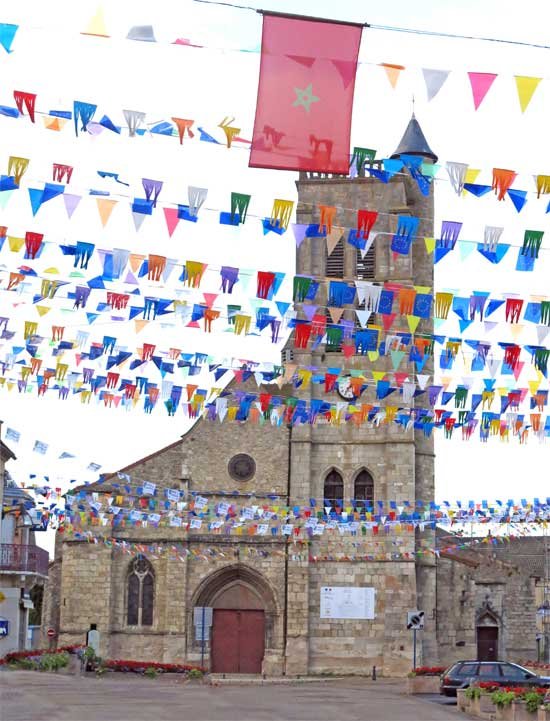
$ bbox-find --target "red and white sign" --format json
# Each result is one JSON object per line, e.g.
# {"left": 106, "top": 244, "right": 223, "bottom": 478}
{"left": 47, "top": 628, "right": 56, "bottom": 638}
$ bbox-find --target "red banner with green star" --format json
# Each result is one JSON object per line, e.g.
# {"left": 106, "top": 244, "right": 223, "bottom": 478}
{"left": 249, "top": 12, "right": 363, "bottom": 174}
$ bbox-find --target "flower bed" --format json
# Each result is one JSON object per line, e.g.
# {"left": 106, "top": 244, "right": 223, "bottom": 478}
{"left": 104, "top": 659, "right": 205, "bottom": 675}
{"left": 409, "top": 666, "right": 447, "bottom": 676}
{"left": 2, "top": 645, "right": 84, "bottom": 664}
{"left": 463, "top": 684, "right": 548, "bottom": 720}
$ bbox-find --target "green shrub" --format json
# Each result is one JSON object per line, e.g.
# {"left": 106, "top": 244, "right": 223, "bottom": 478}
{"left": 9, "top": 658, "right": 37, "bottom": 670}
{"left": 187, "top": 669, "right": 203, "bottom": 680}
{"left": 491, "top": 690, "right": 516, "bottom": 708}
{"left": 465, "top": 686, "right": 481, "bottom": 700}
{"left": 523, "top": 692, "right": 543, "bottom": 714}
{"left": 144, "top": 667, "right": 157, "bottom": 679}
{"left": 37, "top": 652, "right": 69, "bottom": 672}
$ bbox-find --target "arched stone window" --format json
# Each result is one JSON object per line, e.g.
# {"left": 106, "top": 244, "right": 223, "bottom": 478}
{"left": 354, "top": 469, "right": 374, "bottom": 507}
{"left": 324, "top": 469, "right": 343, "bottom": 508}
{"left": 127, "top": 556, "right": 154, "bottom": 626}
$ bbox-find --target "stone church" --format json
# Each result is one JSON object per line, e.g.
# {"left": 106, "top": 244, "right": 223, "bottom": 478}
{"left": 42, "top": 117, "right": 546, "bottom": 675}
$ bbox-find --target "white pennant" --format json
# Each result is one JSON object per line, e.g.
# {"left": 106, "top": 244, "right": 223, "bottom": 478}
{"left": 483, "top": 226, "right": 504, "bottom": 251}
{"left": 446, "top": 161, "right": 468, "bottom": 195}
{"left": 422, "top": 68, "right": 450, "bottom": 101}
{"left": 188, "top": 186, "right": 208, "bottom": 216}
{"left": 355, "top": 309, "right": 372, "bottom": 328}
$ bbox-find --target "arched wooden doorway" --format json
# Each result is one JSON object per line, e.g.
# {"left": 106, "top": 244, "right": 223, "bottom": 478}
{"left": 192, "top": 565, "right": 277, "bottom": 674}
{"left": 477, "top": 610, "right": 499, "bottom": 661}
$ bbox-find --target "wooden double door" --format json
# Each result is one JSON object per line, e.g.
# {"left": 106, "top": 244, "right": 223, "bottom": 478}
{"left": 211, "top": 609, "right": 265, "bottom": 674}
{"left": 477, "top": 626, "right": 498, "bottom": 661}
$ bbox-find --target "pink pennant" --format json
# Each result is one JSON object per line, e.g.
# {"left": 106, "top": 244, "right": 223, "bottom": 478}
{"left": 203, "top": 293, "right": 217, "bottom": 308}
{"left": 331, "top": 60, "right": 356, "bottom": 89}
{"left": 468, "top": 72, "right": 497, "bottom": 110}
{"left": 512, "top": 361, "right": 524, "bottom": 381}
{"left": 163, "top": 207, "right": 180, "bottom": 237}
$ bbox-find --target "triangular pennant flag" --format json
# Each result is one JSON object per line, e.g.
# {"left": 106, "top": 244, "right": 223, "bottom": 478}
{"left": 459, "top": 319, "right": 474, "bottom": 333}
{"left": 28, "top": 189, "right": 44, "bottom": 216}
{"left": 35, "top": 306, "right": 50, "bottom": 317}
{"left": 286, "top": 54, "right": 316, "bottom": 68}
{"left": 0, "top": 190, "right": 14, "bottom": 210}
{"left": 326, "top": 226, "right": 344, "bottom": 256}
{"left": 422, "top": 68, "right": 449, "bottom": 101}
{"left": 328, "top": 307, "right": 344, "bottom": 324}
{"left": 0, "top": 24, "right": 18, "bottom": 54}
{"left": 134, "top": 320, "right": 149, "bottom": 333}
{"left": 82, "top": 7, "right": 110, "bottom": 37}
{"left": 163, "top": 207, "right": 180, "bottom": 238}
{"left": 381, "top": 63, "right": 405, "bottom": 89}
{"left": 514, "top": 76, "right": 541, "bottom": 113}
{"left": 63, "top": 193, "right": 82, "bottom": 219}
{"left": 424, "top": 237, "right": 436, "bottom": 254}
{"left": 468, "top": 72, "right": 497, "bottom": 110}
{"left": 355, "top": 309, "right": 371, "bottom": 328}
{"left": 331, "top": 60, "right": 357, "bottom": 89}
{"left": 41, "top": 183, "right": 64, "bottom": 204}
{"left": 458, "top": 240, "right": 475, "bottom": 261}
{"left": 507, "top": 189, "right": 528, "bottom": 213}
{"left": 407, "top": 315, "right": 420, "bottom": 334}
{"left": 292, "top": 223, "right": 308, "bottom": 248}
{"left": 132, "top": 212, "right": 147, "bottom": 232}
{"left": 96, "top": 198, "right": 117, "bottom": 227}
{"left": 536, "top": 325, "right": 550, "bottom": 344}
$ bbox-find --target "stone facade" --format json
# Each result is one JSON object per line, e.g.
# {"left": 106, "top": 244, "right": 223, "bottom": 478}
{"left": 42, "top": 128, "right": 544, "bottom": 674}
{"left": 436, "top": 540, "right": 543, "bottom": 666}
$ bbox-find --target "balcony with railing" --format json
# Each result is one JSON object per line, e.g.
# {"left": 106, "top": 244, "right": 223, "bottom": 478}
{"left": 0, "top": 543, "right": 49, "bottom": 577}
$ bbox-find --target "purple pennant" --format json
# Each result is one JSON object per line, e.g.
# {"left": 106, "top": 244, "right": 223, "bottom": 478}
{"left": 58, "top": 387, "right": 69, "bottom": 400}
{"left": 302, "top": 304, "right": 318, "bottom": 321}
{"left": 439, "top": 220, "right": 462, "bottom": 249}
{"left": 428, "top": 385, "right": 442, "bottom": 406}
{"left": 220, "top": 266, "right": 239, "bottom": 293}
{"left": 469, "top": 295, "right": 488, "bottom": 320}
{"left": 82, "top": 368, "right": 94, "bottom": 383}
{"left": 74, "top": 286, "right": 91, "bottom": 309}
{"left": 292, "top": 223, "right": 308, "bottom": 247}
{"left": 142, "top": 178, "right": 163, "bottom": 207}
{"left": 270, "top": 319, "right": 281, "bottom": 343}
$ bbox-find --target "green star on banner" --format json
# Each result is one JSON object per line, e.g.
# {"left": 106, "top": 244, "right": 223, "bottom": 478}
{"left": 293, "top": 84, "right": 320, "bottom": 113}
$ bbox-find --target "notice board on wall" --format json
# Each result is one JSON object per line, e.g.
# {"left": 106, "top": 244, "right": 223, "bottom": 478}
{"left": 320, "top": 587, "right": 376, "bottom": 619}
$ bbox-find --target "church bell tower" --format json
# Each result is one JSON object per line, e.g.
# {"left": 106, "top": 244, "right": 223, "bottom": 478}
{"left": 285, "top": 113, "right": 438, "bottom": 673}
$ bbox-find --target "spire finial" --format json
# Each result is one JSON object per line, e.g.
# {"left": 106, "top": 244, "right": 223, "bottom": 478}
{"left": 412, "top": 94, "right": 415, "bottom": 116}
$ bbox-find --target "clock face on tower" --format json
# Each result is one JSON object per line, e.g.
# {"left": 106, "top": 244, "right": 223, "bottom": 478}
{"left": 336, "top": 375, "right": 357, "bottom": 401}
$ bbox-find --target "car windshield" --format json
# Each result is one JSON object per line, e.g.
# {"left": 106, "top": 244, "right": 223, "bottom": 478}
{"left": 503, "top": 664, "right": 533, "bottom": 680}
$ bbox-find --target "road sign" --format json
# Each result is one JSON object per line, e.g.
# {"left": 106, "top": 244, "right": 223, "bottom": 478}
{"left": 407, "top": 610, "right": 425, "bottom": 630}
{"left": 194, "top": 625, "right": 210, "bottom": 642}
{"left": 193, "top": 607, "right": 213, "bottom": 626}
{"left": 47, "top": 628, "right": 56, "bottom": 638}
{"left": 0, "top": 619, "right": 9, "bottom": 637}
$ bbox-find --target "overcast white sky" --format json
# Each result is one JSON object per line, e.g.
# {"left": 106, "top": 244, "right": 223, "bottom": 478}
{"left": 1, "top": 0, "right": 550, "bottom": 553}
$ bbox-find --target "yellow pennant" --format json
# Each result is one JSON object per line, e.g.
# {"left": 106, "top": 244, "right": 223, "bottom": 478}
{"left": 8, "top": 236, "right": 25, "bottom": 252}
{"left": 514, "top": 76, "right": 542, "bottom": 113}
{"left": 424, "top": 237, "right": 436, "bottom": 254}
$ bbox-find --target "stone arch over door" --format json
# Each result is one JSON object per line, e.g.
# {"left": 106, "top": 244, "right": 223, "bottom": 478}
{"left": 190, "top": 564, "right": 279, "bottom": 674}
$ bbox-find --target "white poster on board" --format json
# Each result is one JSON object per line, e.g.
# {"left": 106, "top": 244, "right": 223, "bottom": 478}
{"left": 320, "top": 586, "right": 376, "bottom": 619}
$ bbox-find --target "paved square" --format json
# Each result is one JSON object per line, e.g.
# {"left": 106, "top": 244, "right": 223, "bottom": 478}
{"left": 0, "top": 671, "right": 467, "bottom": 721}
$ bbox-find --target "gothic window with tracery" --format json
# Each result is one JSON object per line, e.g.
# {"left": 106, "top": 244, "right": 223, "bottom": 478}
{"left": 324, "top": 469, "right": 344, "bottom": 508}
{"left": 354, "top": 469, "right": 374, "bottom": 508}
{"left": 127, "top": 556, "right": 154, "bottom": 626}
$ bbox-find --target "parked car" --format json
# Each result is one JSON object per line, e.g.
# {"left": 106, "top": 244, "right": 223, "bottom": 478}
{"left": 440, "top": 661, "right": 550, "bottom": 696}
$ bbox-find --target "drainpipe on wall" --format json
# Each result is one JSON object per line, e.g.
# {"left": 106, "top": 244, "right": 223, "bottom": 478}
{"left": 0, "top": 419, "right": 4, "bottom": 542}
{"left": 282, "top": 422, "right": 292, "bottom": 675}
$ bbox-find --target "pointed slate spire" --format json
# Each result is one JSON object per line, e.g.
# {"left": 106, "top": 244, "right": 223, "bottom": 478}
{"left": 390, "top": 113, "right": 438, "bottom": 163}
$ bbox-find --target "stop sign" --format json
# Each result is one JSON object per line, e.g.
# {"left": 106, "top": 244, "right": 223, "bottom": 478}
{"left": 47, "top": 628, "right": 56, "bottom": 638}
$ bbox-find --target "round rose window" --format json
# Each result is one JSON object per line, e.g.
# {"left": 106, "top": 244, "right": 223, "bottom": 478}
{"left": 228, "top": 454, "right": 256, "bottom": 482}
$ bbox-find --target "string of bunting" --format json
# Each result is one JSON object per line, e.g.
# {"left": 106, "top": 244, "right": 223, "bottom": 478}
{"left": 0, "top": 14, "right": 548, "bottom": 115}
{"left": 61, "top": 529, "right": 530, "bottom": 566}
